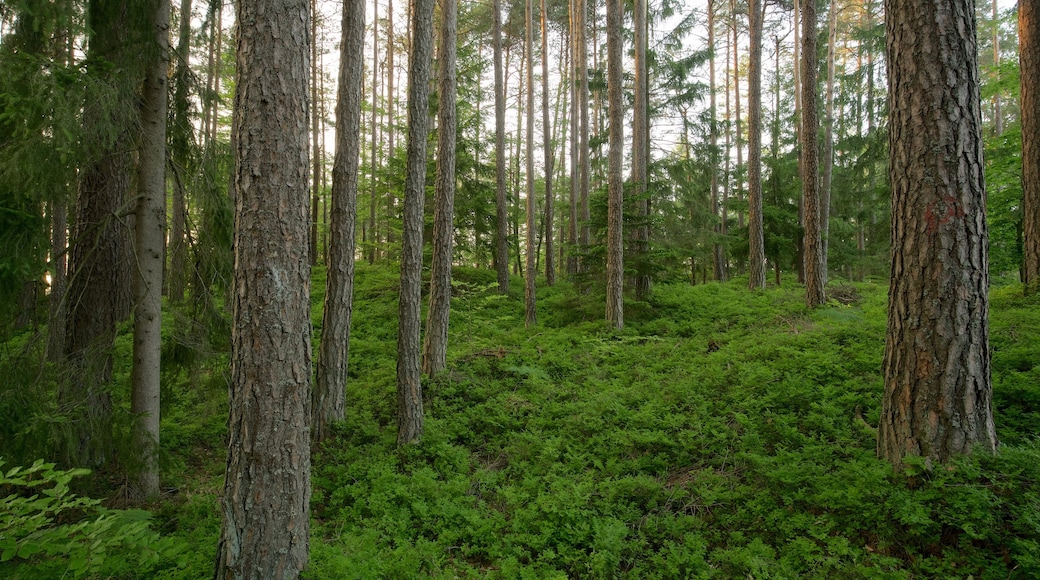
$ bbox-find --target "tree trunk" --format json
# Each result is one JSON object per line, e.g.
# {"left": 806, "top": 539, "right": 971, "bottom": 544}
{"left": 422, "top": 0, "right": 457, "bottom": 375}
{"left": 214, "top": 0, "right": 313, "bottom": 575}
{"left": 709, "top": 0, "right": 725, "bottom": 282}
{"left": 821, "top": 0, "right": 837, "bottom": 286}
{"left": 567, "top": 0, "right": 579, "bottom": 276}
{"left": 877, "top": 0, "right": 997, "bottom": 470}
{"left": 605, "top": 0, "right": 624, "bottom": 328}
{"left": 397, "top": 0, "right": 435, "bottom": 445}
{"left": 385, "top": 0, "right": 396, "bottom": 258}
{"left": 746, "top": 0, "right": 765, "bottom": 289}
{"left": 632, "top": 0, "right": 649, "bottom": 299}
{"left": 540, "top": 0, "right": 555, "bottom": 286}
{"left": 313, "top": 0, "right": 364, "bottom": 443}
{"left": 524, "top": 0, "right": 537, "bottom": 327}
{"left": 369, "top": 0, "right": 379, "bottom": 265}
{"left": 46, "top": 199, "right": 67, "bottom": 362}
{"left": 168, "top": 0, "right": 192, "bottom": 304}
{"left": 130, "top": 0, "right": 169, "bottom": 500}
{"left": 993, "top": 0, "right": 1002, "bottom": 137}
{"left": 310, "top": 0, "right": 321, "bottom": 266}
{"left": 1022, "top": 0, "right": 1040, "bottom": 292}
{"left": 494, "top": 0, "right": 509, "bottom": 294}
{"left": 64, "top": 0, "right": 137, "bottom": 468}
{"left": 801, "top": 0, "right": 824, "bottom": 307}
{"left": 577, "top": 0, "right": 590, "bottom": 269}
{"left": 732, "top": 0, "right": 744, "bottom": 235}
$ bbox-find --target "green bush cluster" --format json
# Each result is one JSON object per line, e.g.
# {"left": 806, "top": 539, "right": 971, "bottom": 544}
{"left": 0, "top": 460, "right": 186, "bottom": 578}
{"left": 305, "top": 270, "right": 1040, "bottom": 578}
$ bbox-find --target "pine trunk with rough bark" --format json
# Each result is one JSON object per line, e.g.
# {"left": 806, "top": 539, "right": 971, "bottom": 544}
{"left": 397, "top": 0, "right": 435, "bottom": 445}
{"left": 130, "top": 0, "right": 169, "bottom": 500}
{"left": 577, "top": 0, "right": 590, "bottom": 268}
{"left": 168, "top": 0, "right": 192, "bottom": 303}
{"left": 821, "top": 0, "right": 837, "bottom": 286}
{"left": 709, "top": 0, "right": 725, "bottom": 282}
{"left": 877, "top": 0, "right": 997, "bottom": 470}
{"left": 313, "top": 0, "right": 364, "bottom": 443}
{"left": 746, "top": 0, "right": 765, "bottom": 290}
{"left": 605, "top": 0, "right": 624, "bottom": 328}
{"left": 64, "top": 0, "right": 137, "bottom": 468}
{"left": 1022, "top": 0, "right": 1040, "bottom": 293}
{"left": 46, "top": 198, "right": 67, "bottom": 363}
{"left": 422, "top": 0, "right": 457, "bottom": 375}
{"left": 214, "top": 0, "right": 313, "bottom": 575}
{"left": 801, "top": 0, "right": 824, "bottom": 307}
{"left": 524, "top": 0, "right": 537, "bottom": 327}
{"left": 632, "top": 0, "right": 649, "bottom": 299}
{"left": 494, "top": 0, "right": 510, "bottom": 294}
{"left": 540, "top": 0, "right": 555, "bottom": 286}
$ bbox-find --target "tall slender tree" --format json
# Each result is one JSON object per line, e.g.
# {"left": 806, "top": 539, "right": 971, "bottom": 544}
{"left": 422, "top": 0, "right": 457, "bottom": 374}
{"left": 540, "top": 0, "right": 555, "bottom": 286}
{"left": 494, "top": 0, "right": 510, "bottom": 294}
{"left": 313, "top": 0, "right": 365, "bottom": 442}
{"left": 605, "top": 0, "right": 624, "bottom": 328}
{"left": 746, "top": 0, "right": 766, "bottom": 289}
{"left": 821, "top": 0, "right": 838, "bottom": 285}
{"left": 632, "top": 0, "right": 649, "bottom": 299}
{"left": 130, "top": 0, "right": 170, "bottom": 499}
{"left": 524, "top": 0, "right": 537, "bottom": 327}
{"left": 1022, "top": 0, "right": 1040, "bottom": 293}
{"left": 64, "top": 0, "right": 138, "bottom": 467}
{"left": 397, "top": 0, "right": 435, "bottom": 444}
{"left": 577, "top": 0, "right": 590, "bottom": 268}
{"left": 369, "top": 0, "right": 380, "bottom": 264}
{"left": 801, "top": 0, "right": 824, "bottom": 307}
{"left": 877, "top": 0, "right": 997, "bottom": 469}
{"left": 709, "top": 0, "right": 726, "bottom": 282}
{"left": 167, "top": 0, "right": 192, "bottom": 304}
{"left": 214, "top": 0, "right": 313, "bottom": 575}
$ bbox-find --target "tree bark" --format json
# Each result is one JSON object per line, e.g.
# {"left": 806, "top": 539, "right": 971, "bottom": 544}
{"left": 709, "top": 0, "right": 725, "bottom": 282}
{"left": 877, "top": 0, "right": 997, "bottom": 470}
{"left": 397, "top": 0, "right": 434, "bottom": 445}
{"left": 801, "top": 0, "right": 824, "bottom": 307}
{"left": 168, "top": 0, "right": 192, "bottom": 304}
{"left": 632, "top": 0, "right": 649, "bottom": 299}
{"left": 214, "top": 0, "right": 313, "bottom": 575}
{"left": 46, "top": 198, "right": 67, "bottom": 363}
{"left": 540, "top": 0, "right": 555, "bottom": 286}
{"left": 313, "top": 0, "right": 364, "bottom": 443}
{"left": 494, "top": 0, "right": 510, "bottom": 294}
{"left": 821, "top": 0, "right": 837, "bottom": 286}
{"left": 64, "top": 0, "right": 137, "bottom": 468}
{"left": 369, "top": 0, "right": 379, "bottom": 265}
{"left": 422, "top": 0, "right": 457, "bottom": 375}
{"left": 524, "top": 0, "right": 537, "bottom": 327}
{"left": 1022, "top": 0, "right": 1040, "bottom": 292}
{"left": 131, "top": 0, "right": 170, "bottom": 500}
{"left": 577, "top": 0, "right": 590, "bottom": 269}
{"left": 746, "top": 0, "right": 765, "bottom": 289}
{"left": 567, "top": 0, "right": 579, "bottom": 276}
{"left": 605, "top": 0, "right": 624, "bottom": 328}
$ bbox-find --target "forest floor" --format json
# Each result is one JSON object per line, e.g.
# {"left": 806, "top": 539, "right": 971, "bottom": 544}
{"left": 5, "top": 265, "right": 1040, "bottom": 578}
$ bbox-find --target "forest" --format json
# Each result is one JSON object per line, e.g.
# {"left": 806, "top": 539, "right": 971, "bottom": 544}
{"left": 1, "top": 0, "right": 1039, "bottom": 577}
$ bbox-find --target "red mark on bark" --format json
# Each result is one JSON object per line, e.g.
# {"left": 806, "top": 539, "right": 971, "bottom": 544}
{"left": 925, "top": 195, "right": 964, "bottom": 235}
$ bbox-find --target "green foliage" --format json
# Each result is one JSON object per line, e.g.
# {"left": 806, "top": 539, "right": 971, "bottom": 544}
{"left": 303, "top": 269, "right": 1040, "bottom": 578}
{"left": 0, "top": 459, "right": 186, "bottom": 579}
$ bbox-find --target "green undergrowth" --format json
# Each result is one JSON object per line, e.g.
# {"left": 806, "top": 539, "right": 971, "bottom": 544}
{"left": 3, "top": 263, "right": 1039, "bottom": 578}
{"left": 304, "top": 267, "right": 1040, "bottom": 578}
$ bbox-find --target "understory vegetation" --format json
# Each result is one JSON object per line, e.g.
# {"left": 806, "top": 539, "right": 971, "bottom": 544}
{"left": 3, "top": 265, "right": 1039, "bottom": 578}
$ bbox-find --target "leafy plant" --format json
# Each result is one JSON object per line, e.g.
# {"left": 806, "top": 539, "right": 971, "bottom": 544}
{"left": 0, "top": 459, "right": 186, "bottom": 579}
